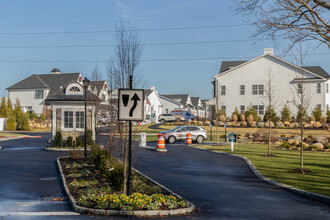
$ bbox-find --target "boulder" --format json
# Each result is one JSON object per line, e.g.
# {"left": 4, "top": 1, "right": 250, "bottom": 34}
{"left": 275, "top": 141, "right": 283, "bottom": 147}
{"left": 242, "top": 122, "right": 248, "bottom": 127}
{"left": 314, "top": 136, "right": 328, "bottom": 146}
{"left": 313, "top": 121, "right": 322, "bottom": 128}
{"left": 310, "top": 121, "right": 315, "bottom": 125}
{"left": 293, "top": 135, "right": 302, "bottom": 141}
{"left": 287, "top": 139, "right": 295, "bottom": 145}
{"left": 294, "top": 140, "right": 300, "bottom": 146}
{"left": 283, "top": 121, "right": 291, "bottom": 126}
{"left": 276, "top": 121, "right": 285, "bottom": 128}
{"left": 257, "top": 122, "right": 265, "bottom": 127}
{"left": 264, "top": 121, "right": 274, "bottom": 128}
{"left": 249, "top": 121, "right": 256, "bottom": 127}
{"left": 312, "top": 143, "right": 324, "bottom": 150}
{"left": 302, "top": 143, "right": 309, "bottom": 148}
{"left": 292, "top": 123, "right": 299, "bottom": 128}
{"left": 304, "top": 123, "right": 312, "bottom": 128}
{"left": 233, "top": 122, "right": 241, "bottom": 127}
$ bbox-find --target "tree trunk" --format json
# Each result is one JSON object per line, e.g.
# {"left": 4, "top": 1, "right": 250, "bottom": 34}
{"left": 216, "top": 119, "right": 219, "bottom": 145}
{"left": 268, "top": 123, "right": 271, "bottom": 155}
{"left": 300, "top": 123, "right": 304, "bottom": 174}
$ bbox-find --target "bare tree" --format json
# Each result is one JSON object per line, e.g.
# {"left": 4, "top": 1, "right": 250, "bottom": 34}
{"left": 233, "top": 0, "right": 330, "bottom": 49}
{"left": 290, "top": 44, "right": 312, "bottom": 174}
{"left": 91, "top": 65, "right": 102, "bottom": 81}
{"left": 262, "top": 69, "right": 278, "bottom": 156}
{"left": 106, "top": 21, "right": 144, "bottom": 194}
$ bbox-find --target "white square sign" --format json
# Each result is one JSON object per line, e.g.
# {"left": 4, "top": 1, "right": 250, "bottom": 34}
{"left": 118, "top": 89, "right": 144, "bottom": 121}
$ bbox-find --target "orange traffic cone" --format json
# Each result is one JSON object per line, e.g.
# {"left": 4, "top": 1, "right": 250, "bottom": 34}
{"left": 157, "top": 134, "right": 167, "bottom": 152}
{"left": 186, "top": 133, "right": 192, "bottom": 144}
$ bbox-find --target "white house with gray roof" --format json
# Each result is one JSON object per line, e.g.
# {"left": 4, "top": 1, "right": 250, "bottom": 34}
{"left": 7, "top": 68, "right": 83, "bottom": 115}
{"left": 206, "top": 48, "right": 330, "bottom": 119}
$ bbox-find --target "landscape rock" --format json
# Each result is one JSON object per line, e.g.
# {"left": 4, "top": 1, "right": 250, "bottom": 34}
{"left": 275, "top": 141, "right": 283, "bottom": 146}
{"left": 313, "top": 121, "right": 322, "bottom": 128}
{"left": 276, "top": 121, "right": 285, "bottom": 128}
{"left": 304, "top": 123, "right": 312, "bottom": 128}
{"left": 283, "top": 121, "right": 291, "bottom": 126}
{"left": 312, "top": 143, "right": 324, "bottom": 150}
{"left": 264, "top": 121, "right": 274, "bottom": 128}
{"left": 241, "top": 122, "right": 247, "bottom": 127}
{"left": 314, "top": 136, "right": 328, "bottom": 146}
{"left": 302, "top": 143, "right": 309, "bottom": 148}
{"left": 257, "top": 122, "right": 265, "bottom": 127}
{"left": 287, "top": 139, "right": 295, "bottom": 145}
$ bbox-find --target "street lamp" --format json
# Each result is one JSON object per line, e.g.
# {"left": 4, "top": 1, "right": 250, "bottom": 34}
{"left": 83, "top": 77, "right": 90, "bottom": 159}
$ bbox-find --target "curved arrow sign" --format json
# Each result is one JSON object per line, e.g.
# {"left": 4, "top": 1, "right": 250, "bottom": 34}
{"left": 118, "top": 89, "right": 144, "bottom": 121}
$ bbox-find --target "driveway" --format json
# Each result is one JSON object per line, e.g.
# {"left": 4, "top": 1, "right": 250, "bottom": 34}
{"left": 132, "top": 142, "right": 330, "bottom": 219}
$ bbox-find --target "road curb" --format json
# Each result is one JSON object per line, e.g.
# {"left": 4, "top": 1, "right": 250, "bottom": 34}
{"left": 45, "top": 147, "right": 90, "bottom": 152}
{"left": 57, "top": 156, "right": 195, "bottom": 217}
{"left": 189, "top": 145, "right": 330, "bottom": 205}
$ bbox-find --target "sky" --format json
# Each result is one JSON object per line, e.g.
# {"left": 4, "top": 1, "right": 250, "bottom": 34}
{"left": 0, "top": 0, "right": 329, "bottom": 99}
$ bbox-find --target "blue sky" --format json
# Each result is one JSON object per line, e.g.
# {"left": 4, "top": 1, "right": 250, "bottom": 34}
{"left": 0, "top": 0, "right": 329, "bottom": 99}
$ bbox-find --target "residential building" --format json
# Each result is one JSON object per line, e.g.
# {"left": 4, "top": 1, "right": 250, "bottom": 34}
{"left": 144, "top": 87, "right": 163, "bottom": 123}
{"left": 45, "top": 81, "right": 100, "bottom": 141}
{"left": 7, "top": 68, "right": 82, "bottom": 115}
{"left": 159, "top": 95, "right": 183, "bottom": 114}
{"left": 89, "top": 81, "right": 109, "bottom": 105}
{"left": 206, "top": 48, "right": 330, "bottom": 119}
{"left": 191, "top": 97, "right": 205, "bottom": 118}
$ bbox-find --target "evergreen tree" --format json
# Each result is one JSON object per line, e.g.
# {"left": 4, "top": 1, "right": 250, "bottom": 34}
{"left": 281, "top": 105, "right": 291, "bottom": 122}
{"left": 0, "top": 97, "right": 8, "bottom": 118}
{"left": 327, "top": 110, "right": 330, "bottom": 123}
{"left": 13, "top": 98, "right": 23, "bottom": 118}
{"left": 6, "top": 113, "right": 16, "bottom": 130}
{"left": 7, "top": 97, "right": 13, "bottom": 113}
{"left": 244, "top": 106, "right": 258, "bottom": 121}
{"left": 263, "top": 106, "right": 276, "bottom": 123}
{"left": 232, "top": 108, "right": 240, "bottom": 119}
{"left": 21, "top": 113, "right": 30, "bottom": 131}
{"left": 312, "top": 106, "right": 322, "bottom": 122}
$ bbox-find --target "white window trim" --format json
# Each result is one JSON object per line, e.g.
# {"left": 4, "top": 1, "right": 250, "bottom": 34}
{"left": 61, "top": 109, "right": 85, "bottom": 131}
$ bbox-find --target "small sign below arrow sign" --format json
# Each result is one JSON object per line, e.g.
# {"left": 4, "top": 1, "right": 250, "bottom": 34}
{"left": 118, "top": 89, "right": 144, "bottom": 121}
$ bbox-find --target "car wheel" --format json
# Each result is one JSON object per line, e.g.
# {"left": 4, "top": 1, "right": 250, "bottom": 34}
{"left": 160, "top": 119, "right": 165, "bottom": 124}
{"left": 168, "top": 136, "right": 176, "bottom": 144}
{"left": 196, "top": 135, "right": 204, "bottom": 144}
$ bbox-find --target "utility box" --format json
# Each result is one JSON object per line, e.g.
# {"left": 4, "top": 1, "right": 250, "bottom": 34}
{"left": 140, "top": 132, "right": 147, "bottom": 147}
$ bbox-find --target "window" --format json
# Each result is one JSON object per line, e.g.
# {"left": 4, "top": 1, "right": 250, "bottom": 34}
{"left": 69, "top": 86, "right": 80, "bottom": 92}
{"left": 298, "top": 83, "right": 302, "bottom": 94}
{"left": 221, "top": 105, "right": 226, "bottom": 113}
{"left": 252, "top": 105, "right": 264, "bottom": 115}
{"left": 326, "top": 83, "right": 329, "bottom": 93}
{"left": 166, "top": 109, "right": 169, "bottom": 113}
{"left": 64, "top": 111, "right": 74, "bottom": 128}
{"left": 258, "top": 85, "right": 264, "bottom": 95}
{"left": 317, "top": 83, "right": 321, "bottom": 93}
{"left": 35, "top": 90, "right": 44, "bottom": 99}
{"left": 252, "top": 85, "right": 263, "bottom": 95}
{"left": 240, "top": 105, "right": 245, "bottom": 113}
{"left": 102, "top": 94, "right": 106, "bottom": 101}
{"left": 221, "top": 85, "right": 226, "bottom": 95}
{"left": 76, "top": 111, "right": 85, "bottom": 128}
{"left": 258, "top": 105, "right": 264, "bottom": 115}
{"left": 240, "top": 85, "right": 245, "bottom": 95}
{"left": 252, "top": 85, "right": 258, "bottom": 95}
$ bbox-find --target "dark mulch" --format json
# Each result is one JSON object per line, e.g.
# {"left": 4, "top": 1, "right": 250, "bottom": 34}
{"left": 289, "top": 168, "right": 312, "bottom": 174}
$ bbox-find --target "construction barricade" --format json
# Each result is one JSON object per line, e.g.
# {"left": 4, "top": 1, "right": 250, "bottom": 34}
{"left": 157, "top": 133, "right": 167, "bottom": 152}
{"left": 186, "top": 133, "right": 192, "bottom": 144}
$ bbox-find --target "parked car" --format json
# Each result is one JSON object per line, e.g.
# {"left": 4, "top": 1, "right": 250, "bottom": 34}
{"left": 160, "top": 125, "right": 207, "bottom": 144}
{"left": 158, "top": 113, "right": 184, "bottom": 123}
{"left": 171, "top": 109, "right": 195, "bottom": 121}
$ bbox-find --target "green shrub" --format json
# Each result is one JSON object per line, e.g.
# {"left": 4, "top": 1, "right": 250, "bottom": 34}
{"left": 16, "top": 112, "right": 30, "bottom": 131}
{"left": 86, "top": 129, "right": 94, "bottom": 146}
{"left": 312, "top": 106, "right": 322, "bottom": 122}
{"left": 327, "top": 110, "right": 330, "bottom": 123}
{"left": 53, "top": 130, "right": 63, "bottom": 147}
{"left": 325, "top": 145, "right": 330, "bottom": 149}
{"left": 281, "top": 105, "right": 291, "bottom": 122}
{"left": 309, "top": 145, "right": 318, "bottom": 150}
{"left": 280, "top": 142, "right": 291, "bottom": 149}
{"left": 66, "top": 136, "right": 73, "bottom": 148}
{"left": 263, "top": 106, "right": 276, "bottom": 123}
{"left": 0, "top": 97, "right": 8, "bottom": 118}
{"left": 245, "top": 106, "right": 258, "bottom": 121}
{"left": 39, "top": 113, "right": 46, "bottom": 121}
{"left": 6, "top": 113, "right": 16, "bottom": 130}
{"left": 29, "top": 111, "right": 38, "bottom": 119}
{"left": 76, "top": 136, "right": 83, "bottom": 147}
{"left": 232, "top": 108, "right": 240, "bottom": 119}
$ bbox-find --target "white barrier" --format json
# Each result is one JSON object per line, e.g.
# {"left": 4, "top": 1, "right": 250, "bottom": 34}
{"left": 0, "top": 118, "right": 7, "bottom": 131}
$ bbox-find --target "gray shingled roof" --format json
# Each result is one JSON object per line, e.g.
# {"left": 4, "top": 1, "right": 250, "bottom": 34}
{"left": 89, "top": 81, "right": 106, "bottom": 95}
{"left": 191, "top": 97, "right": 200, "bottom": 107}
{"left": 45, "top": 83, "right": 100, "bottom": 103}
{"left": 219, "top": 61, "right": 247, "bottom": 74}
{"left": 7, "top": 72, "right": 81, "bottom": 98}
{"left": 301, "top": 66, "right": 329, "bottom": 78}
{"left": 218, "top": 61, "right": 329, "bottom": 79}
{"left": 161, "top": 94, "right": 192, "bottom": 107}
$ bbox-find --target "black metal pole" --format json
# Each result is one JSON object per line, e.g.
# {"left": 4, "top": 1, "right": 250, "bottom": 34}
{"left": 84, "top": 85, "right": 87, "bottom": 158}
{"left": 127, "top": 75, "right": 133, "bottom": 195}
{"left": 224, "top": 123, "right": 227, "bottom": 142}
{"left": 210, "top": 123, "right": 212, "bottom": 141}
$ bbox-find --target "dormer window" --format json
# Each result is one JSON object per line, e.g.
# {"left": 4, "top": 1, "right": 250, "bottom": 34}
{"left": 69, "top": 86, "right": 81, "bottom": 92}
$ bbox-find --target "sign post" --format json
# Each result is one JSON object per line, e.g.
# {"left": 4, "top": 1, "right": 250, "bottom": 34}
{"left": 228, "top": 132, "right": 237, "bottom": 151}
{"left": 118, "top": 76, "right": 144, "bottom": 195}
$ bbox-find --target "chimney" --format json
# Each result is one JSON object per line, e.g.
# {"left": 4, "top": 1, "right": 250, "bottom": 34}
{"left": 264, "top": 48, "right": 274, "bottom": 55}
{"left": 50, "top": 68, "right": 62, "bottom": 74}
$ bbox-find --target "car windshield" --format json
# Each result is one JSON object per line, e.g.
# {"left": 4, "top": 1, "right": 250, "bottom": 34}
{"left": 168, "top": 126, "right": 182, "bottom": 132}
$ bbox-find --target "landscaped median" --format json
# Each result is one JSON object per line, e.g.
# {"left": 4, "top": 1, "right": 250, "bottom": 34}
{"left": 190, "top": 143, "right": 330, "bottom": 203}
{"left": 57, "top": 145, "right": 194, "bottom": 217}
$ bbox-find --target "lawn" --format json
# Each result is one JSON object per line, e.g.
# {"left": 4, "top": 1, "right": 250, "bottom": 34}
{"left": 0, "top": 132, "right": 25, "bottom": 136}
{"left": 194, "top": 143, "right": 330, "bottom": 197}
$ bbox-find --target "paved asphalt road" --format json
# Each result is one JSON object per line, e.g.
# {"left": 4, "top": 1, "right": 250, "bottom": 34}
{"left": 0, "top": 132, "right": 329, "bottom": 219}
